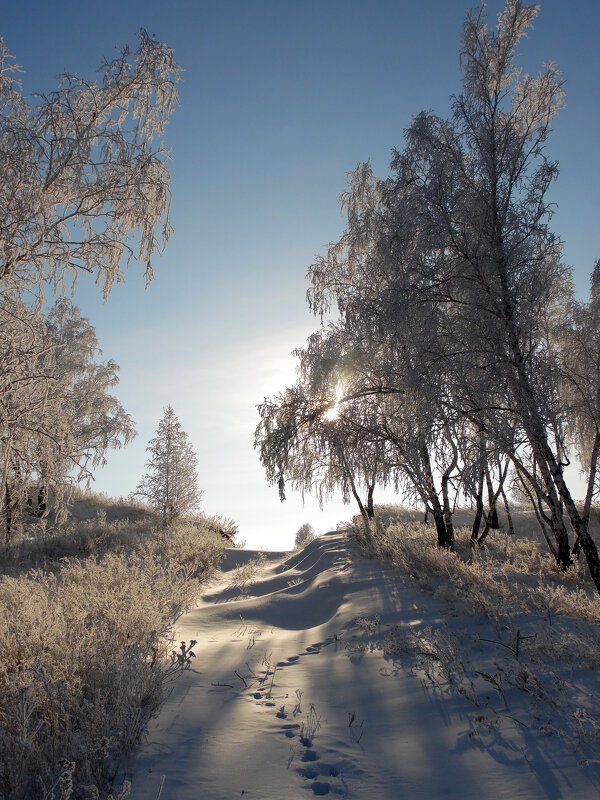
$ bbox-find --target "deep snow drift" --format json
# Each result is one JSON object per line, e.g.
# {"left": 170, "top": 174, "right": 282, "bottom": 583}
{"left": 128, "top": 531, "right": 600, "bottom": 799}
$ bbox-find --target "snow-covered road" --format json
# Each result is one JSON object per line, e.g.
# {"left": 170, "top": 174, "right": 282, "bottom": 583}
{"left": 128, "top": 531, "right": 600, "bottom": 799}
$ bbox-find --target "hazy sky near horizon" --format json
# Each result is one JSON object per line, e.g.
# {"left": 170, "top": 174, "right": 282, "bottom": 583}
{"left": 2, "top": 1, "right": 599, "bottom": 549}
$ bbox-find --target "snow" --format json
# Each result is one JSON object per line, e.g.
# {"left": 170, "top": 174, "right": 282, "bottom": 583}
{"left": 127, "top": 531, "right": 600, "bottom": 799}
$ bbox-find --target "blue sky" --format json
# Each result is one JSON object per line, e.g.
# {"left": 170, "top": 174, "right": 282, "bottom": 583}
{"left": 2, "top": 1, "right": 599, "bottom": 548}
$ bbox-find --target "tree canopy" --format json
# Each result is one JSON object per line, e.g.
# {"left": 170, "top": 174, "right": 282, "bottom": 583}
{"left": 0, "top": 30, "right": 179, "bottom": 539}
{"left": 256, "top": 0, "right": 600, "bottom": 592}
{"left": 0, "top": 30, "right": 180, "bottom": 300}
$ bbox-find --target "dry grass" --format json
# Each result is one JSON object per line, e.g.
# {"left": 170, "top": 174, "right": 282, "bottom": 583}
{"left": 229, "top": 552, "right": 268, "bottom": 596}
{"left": 359, "top": 506, "right": 600, "bottom": 624}
{"left": 0, "top": 515, "right": 226, "bottom": 799}
{"left": 353, "top": 506, "right": 600, "bottom": 760}
{"left": 0, "top": 489, "right": 235, "bottom": 577}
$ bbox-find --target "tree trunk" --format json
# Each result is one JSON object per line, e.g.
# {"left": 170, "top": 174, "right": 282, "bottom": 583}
{"left": 351, "top": 485, "right": 372, "bottom": 545}
{"left": 501, "top": 487, "right": 514, "bottom": 536}
{"left": 476, "top": 457, "right": 510, "bottom": 546}
{"left": 441, "top": 471, "right": 455, "bottom": 549}
{"left": 421, "top": 443, "right": 453, "bottom": 550}
{"left": 582, "top": 430, "right": 600, "bottom": 528}
{"left": 485, "top": 463, "right": 500, "bottom": 529}
{"left": 505, "top": 311, "right": 587, "bottom": 575}
{"left": 366, "top": 482, "right": 375, "bottom": 519}
{"left": 550, "top": 505, "right": 572, "bottom": 571}
{"left": 339, "top": 447, "right": 373, "bottom": 548}
{"left": 470, "top": 459, "right": 486, "bottom": 544}
{"left": 432, "top": 508, "right": 453, "bottom": 550}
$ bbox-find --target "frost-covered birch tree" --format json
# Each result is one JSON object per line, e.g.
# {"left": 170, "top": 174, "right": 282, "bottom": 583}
{"left": 135, "top": 406, "right": 202, "bottom": 525}
{"left": 0, "top": 297, "right": 135, "bottom": 541}
{"left": 0, "top": 30, "right": 180, "bottom": 539}
{"left": 387, "top": 0, "right": 600, "bottom": 584}
{"left": 0, "top": 30, "right": 180, "bottom": 299}
{"left": 259, "top": 0, "right": 600, "bottom": 592}
{"left": 561, "top": 263, "right": 600, "bottom": 535}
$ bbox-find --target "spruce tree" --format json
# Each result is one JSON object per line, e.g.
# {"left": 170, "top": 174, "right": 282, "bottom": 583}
{"left": 135, "top": 406, "right": 202, "bottom": 524}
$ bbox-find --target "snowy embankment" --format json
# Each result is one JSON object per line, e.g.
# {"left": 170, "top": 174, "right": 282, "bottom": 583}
{"left": 128, "top": 531, "right": 600, "bottom": 799}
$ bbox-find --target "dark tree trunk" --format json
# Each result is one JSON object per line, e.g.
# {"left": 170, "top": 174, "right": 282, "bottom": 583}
{"left": 338, "top": 447, "right": 372, "bottom": 547}
{"left": 421, "top": 442, "right": 454, "bottom": 550}
{"left": 470, "top": 460, "right": 486, "bottom": 544}
{"left": 485, "top": 464, "right": 500, "bottom": 529}
{"left": 550, "top": 503, "right": 572, "bottom": 572}
{"left": 441, "top": 472, "right": 455, "bottom": 548}
{"left": 510, "top": 396, "right": 579, "bottom": 572}
{"left": 366, "top": 483, "right": 375, "bottom": 519}
{"left": 474, "top": 457, "right": 510, "bottom": 546}
{"left": 432, "top": 508, "right": 453, "bottom": 550}
{"left": 501, "top": 487, "right": 515, "bottom": 536}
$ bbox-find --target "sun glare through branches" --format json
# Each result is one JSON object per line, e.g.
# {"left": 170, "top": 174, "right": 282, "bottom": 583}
{"left": 323, "top": 384, "right": 345, "bottom": 422}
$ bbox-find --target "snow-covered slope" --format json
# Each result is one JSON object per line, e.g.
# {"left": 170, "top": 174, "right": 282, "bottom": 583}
{"left": 128, "top": 531, "right": 600, "bottom": 799}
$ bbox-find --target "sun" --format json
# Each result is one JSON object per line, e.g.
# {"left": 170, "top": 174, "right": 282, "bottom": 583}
{"left": 323, "top": 404, "right": 339, "bottom": 422}
{"left": 323, "top": 384, "right": 344, "bottom": 422}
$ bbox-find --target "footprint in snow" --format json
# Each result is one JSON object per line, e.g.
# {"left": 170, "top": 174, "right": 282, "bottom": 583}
{"left": 276, "top": 706, "right": 287, "bottom": 719}
{"left": 276, "top": 655, "right": 300, "bottom": 667}
{"left": 298, "top": 767, "right": 318, "bottom": 780}
{"left": 311, "top": 781, "right": 330, "bottom": 796}
{"left": 281, "top": 722, "right": 299, "bottom": 738}
{"left": 302, "top": 749, "right": 318, "bottom": 762}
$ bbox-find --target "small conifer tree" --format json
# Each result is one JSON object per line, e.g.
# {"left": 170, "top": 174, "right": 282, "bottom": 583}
{"left": 135, "top": 406, "right": 202, "bottom": 524}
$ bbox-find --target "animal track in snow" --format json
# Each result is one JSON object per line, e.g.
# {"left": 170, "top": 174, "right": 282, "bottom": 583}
{"left": 281, "top": 721, "right": 299, "bottom": 738}
{"left": 299, "top": 767, "right": 318, "bottom": 780}
{"left": 276, "top": 655, "right": 299, "bottom": 667}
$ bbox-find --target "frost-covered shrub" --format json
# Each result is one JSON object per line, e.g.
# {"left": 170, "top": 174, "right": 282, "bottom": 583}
{"left": 148, "top": 521, "right": 226, "bottom": 580}
{"left": 356, "top": 510, "right": 600, "bottom": 624}
{"left": 0, "top": 507, "right": 225, "bottom": 579}
{"left": 0, "top": 521, "right": 224, "bottom": 799}
{"left": 294, "top": 523, "right": 315, "bottom": 549}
